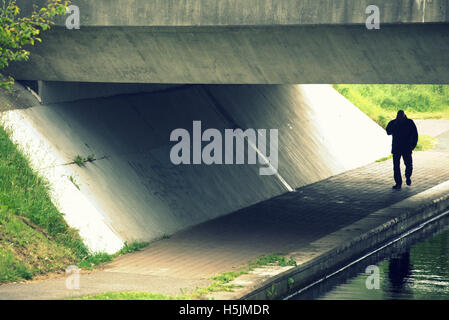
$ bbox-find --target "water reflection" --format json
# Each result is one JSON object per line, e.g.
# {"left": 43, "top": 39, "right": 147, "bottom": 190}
{"left": 388, "top": 252, "right": 413, "bottom": 299}
{"left": 289, "top": 220, "right": 449, "bottom": 300}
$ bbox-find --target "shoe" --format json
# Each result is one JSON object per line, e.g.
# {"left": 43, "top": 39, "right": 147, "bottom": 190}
{"left": 406, "top": 178, "right": 412, "bottom": 186}
{"left": 392, "top": 184, "right": 402, "bottom": 190}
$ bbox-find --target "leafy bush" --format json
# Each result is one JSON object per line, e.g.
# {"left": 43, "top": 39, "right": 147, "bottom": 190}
{"left": 0, "top": 0, "right": 70, "bottom": 89}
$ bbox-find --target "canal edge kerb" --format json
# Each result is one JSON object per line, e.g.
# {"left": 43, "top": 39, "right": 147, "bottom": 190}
{"left": 234, "top": 180, "right": 449, "bottom": 300}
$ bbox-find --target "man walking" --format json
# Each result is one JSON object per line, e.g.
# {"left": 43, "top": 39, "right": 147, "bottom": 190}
{"left": 386, "top": 110, "right": 419, "bottom": 190}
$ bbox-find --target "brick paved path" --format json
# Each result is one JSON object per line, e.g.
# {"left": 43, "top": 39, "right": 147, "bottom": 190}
{"left": 104, "top": 150, "right": 449, "bottom": 278}
{"left": 1, "top": 148, "right": 449, "bottom": 299}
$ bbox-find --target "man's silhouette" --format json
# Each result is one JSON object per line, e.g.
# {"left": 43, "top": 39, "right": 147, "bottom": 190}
{"left": 386, "top": 110, "right": 418, "bottom": 190}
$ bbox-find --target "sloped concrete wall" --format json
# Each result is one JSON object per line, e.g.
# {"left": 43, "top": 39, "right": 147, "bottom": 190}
{"left": 0, "top": 84, "right": 390, "bottom": 253}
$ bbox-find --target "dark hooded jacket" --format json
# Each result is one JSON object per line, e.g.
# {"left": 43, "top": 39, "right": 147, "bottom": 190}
{"left": 386, "top": 116, "right": 418, "bottom": 154}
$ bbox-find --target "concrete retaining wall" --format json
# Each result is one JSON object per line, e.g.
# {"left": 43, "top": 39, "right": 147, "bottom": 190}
{"left": 0, "top": 83, "right": 390, "bottom": 253}
{"left": 17, "top": 0, "right": 449, "bottom": 26}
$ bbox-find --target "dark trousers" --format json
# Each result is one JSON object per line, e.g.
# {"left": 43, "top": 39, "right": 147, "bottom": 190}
{"left": 393, "top": 152, "right": 413, "bottom": 186}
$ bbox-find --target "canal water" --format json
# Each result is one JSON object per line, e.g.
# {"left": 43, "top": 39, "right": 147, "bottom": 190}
{"left": 289, "top": 217, "right": 449, "bottom": 300}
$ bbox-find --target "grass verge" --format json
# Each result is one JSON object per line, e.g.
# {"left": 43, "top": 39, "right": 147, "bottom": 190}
{"left": 0, "top": 123, "right": 88, "bottom": 283}
{"left": 334, "top": 84, "right": 444, "bottom": 158}
{"left": 0, "top": 123, "right": 146, "bottom": 283}
{"left": 71, "top": 253, "right": 297, "bottom": 300}
{"left": 334, "top": 84, "right": 449, "bottom": 128}
{"left": 79, "top": 241, "right": 148, "bottom": 270}
{"left": 72, "top": 292, "right": 190, "bottom": 301}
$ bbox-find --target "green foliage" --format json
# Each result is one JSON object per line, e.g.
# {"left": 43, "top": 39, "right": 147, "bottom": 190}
{"left": 117, "top": 241, "right": 149, "bottom": 255}
{"left": 0, "top": 125, "right": 84, "bottom": 246}
{"left": 287, "top": 256, "right": 297, "bottom": 267}
{"left": 0, "top": 123, "right": 149, "bottom": 283}
{"left": 71, "top": 291, "right": 190, "bottom": 300}
{"left": 0, "top": 124, "right": 89, "bottom": 283}
{"left": 68, "top": 175, "right": 80, "bottom": 190}
{"left": 334, "top": 85, "right": 449, "bottom": 128}
{"left": 266, "top": 284, "right": 277, "bottom": 299}
{"left": 335, "top": 85, "right": 442, "bottom": 155}
{"left": 86, "top": 154, "right": 95, "bottom": 162}
{"left": 0, "top": 0, "right": 70, "bottom": 89}
{"left": 78, "top": 241, "right": 149, "bottom": 270}
{"left": 415, "top": 134, "right": 436, "bottom": 152}
{"left": 78, "top": 252, "right": 113, "bottom": 269}
{"left": 0, "top": 249, "right": 32, "bottom": 282}
{"left": 73, "top": 155, "right": 85, "bottom": 166}
{"left": 376, "top": 155, "right": 393, "bottom": 162}
{"left": 196, "top": 253, "right": 297, "bottom": 298}
{"left": 73, "top": 154, "right": 96, "bottom": 167}
{"left": 0, "top": 208, "right": 81, "bottom": 282}
{"left": 248, "top": 253, "right": 297, "bottom": 269}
